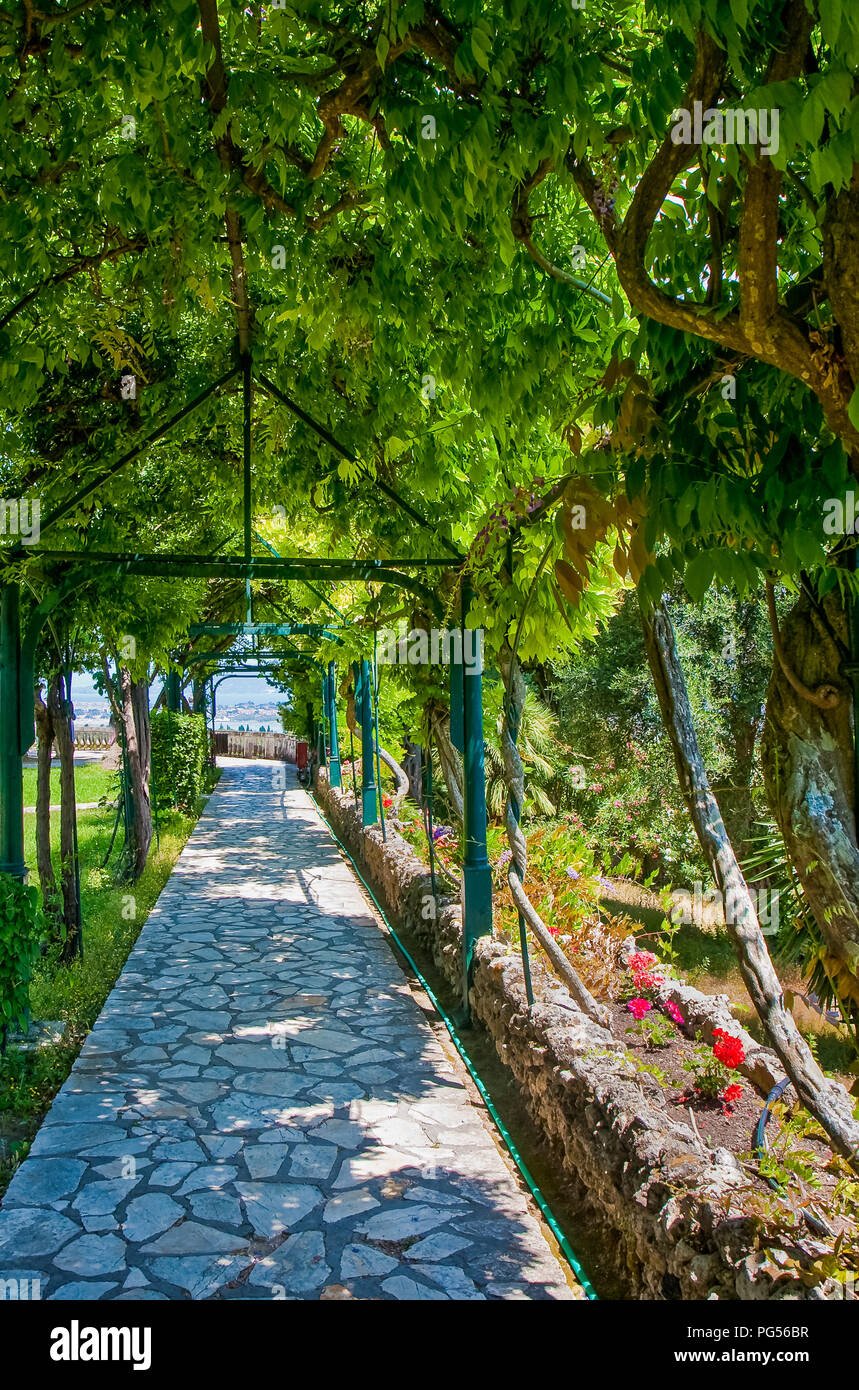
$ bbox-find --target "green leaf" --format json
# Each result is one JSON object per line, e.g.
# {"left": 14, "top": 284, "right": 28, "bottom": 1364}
{"left": 685, "top": 553, "right": 716, "bottom": 602}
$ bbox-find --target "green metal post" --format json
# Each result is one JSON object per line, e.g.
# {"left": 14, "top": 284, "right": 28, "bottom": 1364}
{"left": 372, "top": 631, "right": 386, "bottom": 841}
{"left": 327, "top": 661, "right": 342, "bottom": 788}
{"left": 166, "top": 670, "right": 181, "bottom": 713}
{"left": 319, "top": 677, "right": 327, "bottom": 766}
{"left": 242, "top": 353, "right": 252, "bottom": 563}
{"left": 460, "top": 583, "right": 492, "bottom": 1013}
{"left": 449, "top": 656, "right": 464, "bottom": 753}
{"left": 63, "top": 666, "right": 83, "bottom": 960}
{"left": 0, "top": 584, "right": 27, "bottom": 880}
{"left": 424, "top": 739, "right": 437, "bottom": 902}
{"left": 349, "top": 726, "right": 358, "bottom": 805}
{"left": 356, "top": 660, "right": 377, "bottom": 826}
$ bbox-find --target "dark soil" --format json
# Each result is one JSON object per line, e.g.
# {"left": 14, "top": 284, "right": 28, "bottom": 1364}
{"left": 609, "top": 1000, "right": 764, "bottom": 1158}
{"left": 607, "top": 999, "right": 844, "bottom": 1215}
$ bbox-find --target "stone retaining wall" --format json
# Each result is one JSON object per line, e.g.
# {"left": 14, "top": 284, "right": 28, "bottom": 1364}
{"left": 314, "top": 772, "right": 837, "bottom": 1301}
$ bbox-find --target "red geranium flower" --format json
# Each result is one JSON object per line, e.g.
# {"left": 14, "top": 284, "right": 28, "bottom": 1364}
{"left": 712, "top": 1028, "right": 745, "bottom": 1070}
{"left": 721, "top": 1082, "right": 743, "bottom": 1115}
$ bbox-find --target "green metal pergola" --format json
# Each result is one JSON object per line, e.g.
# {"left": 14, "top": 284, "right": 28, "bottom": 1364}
{"left": 0, "top": 352, "right": 493, "bottom": 1007}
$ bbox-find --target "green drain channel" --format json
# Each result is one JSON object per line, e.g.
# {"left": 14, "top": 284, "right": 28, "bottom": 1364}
{"left": 308, "top": 790, "right": 599, "bottom": 1301}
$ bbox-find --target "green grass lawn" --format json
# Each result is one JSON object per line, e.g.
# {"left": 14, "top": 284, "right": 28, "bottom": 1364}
{"left": 0, "top": 762, "right": 221, "bottom": 1197}
{"left": 21, "top": 762, "right": 116, "bottom": 808}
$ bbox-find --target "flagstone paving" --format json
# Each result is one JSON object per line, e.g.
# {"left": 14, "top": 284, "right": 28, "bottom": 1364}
{"left": 0, "top": 759, "right": 581, "bottom": 1301}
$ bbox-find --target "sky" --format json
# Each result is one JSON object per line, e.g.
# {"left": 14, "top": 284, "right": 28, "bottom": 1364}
{"left": 69, "top": 672, "right": 285, "bottom": 707}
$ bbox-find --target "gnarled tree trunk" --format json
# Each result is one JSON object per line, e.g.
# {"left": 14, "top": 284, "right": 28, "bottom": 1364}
{"left": 760, "top": 586, "right": 859, "bottom": 1028}
{"left": 33, "top": 682, "right": 60, "bottom": 940}
{"left": 120, "top": 668, "right": 152, "bottom": 881}
{"left": 428, "top": 705, "right": 464, "bottom": 826}
{"left": 641, "top": 597, "right": 859, "bottom": 1170}
{"left": 103, "top": 655, "right": 153, "bottom": 882}
{"left": 47, "top": 675, "right": 81, "bottom": 962}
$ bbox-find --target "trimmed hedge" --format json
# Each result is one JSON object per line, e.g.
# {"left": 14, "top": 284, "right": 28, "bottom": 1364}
{"left": 151, "top": 711, "right": 209, "bottom": 812}
{"left": 0, "top": 874, "right": 44, "bottom": 1045}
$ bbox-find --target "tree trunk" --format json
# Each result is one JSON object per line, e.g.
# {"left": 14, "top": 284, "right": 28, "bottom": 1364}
{"left": 717, "top": 716, "right": 760, "bottom": 861}
{"left": 120, "top": 667, "right": 152, "bottom": 880}
{"left": 402, "top": 739, "right": 423, "bottom": 804}
{"left": 760, "top": 586, "right": 859, "bottom": 1026}
{"left": 131, "top": 676, "right": 152, "bottom": 792}
{"left": 641, "top": 597, "right": 859, "bottom": 1170}
{"left": 33, "top": 682, "right": 61, "bottom": 938}
{"left": 102, "top": 654, "right": 153, "bottom": 882}
{"left": 429, "top": 707, "right": 464, "bottom": 825}
{"left": 47, "top": 675, "right": 81, "bottom": 962}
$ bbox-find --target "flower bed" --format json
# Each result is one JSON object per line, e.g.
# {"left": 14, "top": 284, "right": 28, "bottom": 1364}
{"left": 314, "top": 769, "right": 859, "bottom": 1300}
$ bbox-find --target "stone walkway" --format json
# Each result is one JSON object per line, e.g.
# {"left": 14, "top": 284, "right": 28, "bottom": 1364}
{"left": 0, "top": 760, "right": 580, "bottom": 1301}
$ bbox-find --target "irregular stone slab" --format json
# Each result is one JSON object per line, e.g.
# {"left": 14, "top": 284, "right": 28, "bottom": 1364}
{"left": 235, "top": 1183, "right": 322, "bottom": 1238}
{"left": 172, "top": 1046, "right": 211, "bottom": 1065}
{"left": 356, "top": 1206, "right": 451, "bottom": 1243}
{"left": 209, "top": 1095, "right": 298, "bottom": 1132}
{"left": 140, "top": 1223, "right": 248, "bottom": 1256}
{"left": 340, "top": 1244, "right": 399, "bottom": 1280}
{"left": 381, "top": 1275, "right": 448, "bottom": 1301}
{"left": 245, "top": 1144, "right": 290, "bottom": 1180}
{"left": 148, "top": 1162, "right": 198, "bottom": 1189}
{"left": 278, "top": 1027, "right": 364, "bottom": 1055}
{"left": 233, "top": 1072, "right": 307, "bottom": 1098}
{"left": 202, "top": 1136, "right": 243, "bottom": 1160}
{"left": 177, "top": 1011, "right": 231, "bottom": 1031}
{"left": 73, "top": 1178, "right": 142, "bottom": 1217}
{"left": 188, "top": 1192, "right": 244, "bottom": 1227}
{"left": 287, "top": 1145, "right": 337, "bottom": 1181}
{"left": 310, "top": 1119, "right": 366, "bottom": 1150}
{"left": 30, "top": 1124, "right": 117, "bottom": 1156}
{"left": 49, "top": 1282, "right": 120, "bottom": 1300}
{"left": 2, "top": 1158, "right": 86, "bottom": 1208}
{"left": 323, "top": 1189, "right": 380, "bottom": 1224}
{"left": 47, "top": 1092, "right": 127, "bottom": 1125}
{"left": 332, "top": 1150, "right": 422, "bottom": 1189}
{"left": 146, "top": 1255, "right": 250, "bottom": 1299}
{"left": 214, "top": 1043, "right": 296, "bottom": 1070}
{"left": 249, "top": 1231, "right": 330, "bottom": 1292}
{"left": 54, "top": 1234, "right": 126, "bottom": 1276}
{"left": 175, "top": 1166, "right": 237, "bottom": 1195}
{"left": 0, "top": 1208, "right": 80, "bottom": 1259}
{"left": 412, "top": 1264, "right": 484, "bottom": 1299}
{"left": 406, "top": 1232, "right": 472, "bottom": 1262}
{"left": 122, "top": 1194, "right": 184, "bottom": 1243}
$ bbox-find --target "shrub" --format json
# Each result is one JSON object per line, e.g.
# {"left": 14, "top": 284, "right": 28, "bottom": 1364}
{"left": 0, "top": 874, "right": 45, "bottom": 1046}
{"left": 151, "top": 712, "right": 209, "bottom": 812}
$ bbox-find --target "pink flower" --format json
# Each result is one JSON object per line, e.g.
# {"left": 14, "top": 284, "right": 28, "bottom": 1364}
{"left": 627, "top": 998, "right": 652, "bottom": 1020}
{"left": 664, "top": 1001, "right": 684, "bottom": 1026}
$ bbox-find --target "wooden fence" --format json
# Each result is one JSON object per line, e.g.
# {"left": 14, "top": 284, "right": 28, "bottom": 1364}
{"left": 212, "top": 730, "right": 296, "bottom": 761}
